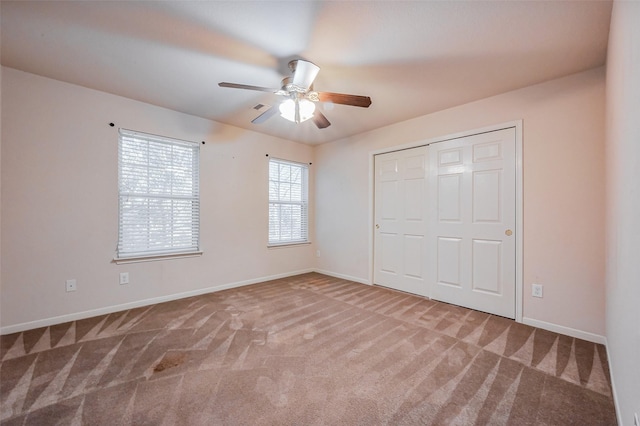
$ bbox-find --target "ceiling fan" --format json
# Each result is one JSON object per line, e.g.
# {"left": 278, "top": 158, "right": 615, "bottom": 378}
{"left": 219, "top": 59, "right": 372, "bottom": 129}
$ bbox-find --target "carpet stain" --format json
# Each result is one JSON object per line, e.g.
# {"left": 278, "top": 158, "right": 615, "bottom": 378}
{"left": 154, "top": 352, "right": 187, "bottom": 372}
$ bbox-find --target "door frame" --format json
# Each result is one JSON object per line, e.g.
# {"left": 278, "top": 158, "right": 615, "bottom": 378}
{"left": 368, "top": 120, "right": 524, "bottom": 322}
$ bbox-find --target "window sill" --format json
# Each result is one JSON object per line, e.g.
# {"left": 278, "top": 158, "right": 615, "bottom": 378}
{"left": 113, "top": 251, "right": 203, "bottom": 264}
{"left": 268, "top": 242, "right": 311, "bottom": 249}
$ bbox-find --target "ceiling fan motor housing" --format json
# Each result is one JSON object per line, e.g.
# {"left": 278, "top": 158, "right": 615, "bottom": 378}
{"left": 218, "top": 58, "right": 371, "bottom": 129}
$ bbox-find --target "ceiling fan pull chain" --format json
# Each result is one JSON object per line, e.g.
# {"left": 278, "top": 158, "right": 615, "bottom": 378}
{"left": 294, "top": 98, "right": 301, "bottom": 124}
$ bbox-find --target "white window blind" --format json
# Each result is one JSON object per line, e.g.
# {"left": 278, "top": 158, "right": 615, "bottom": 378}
{"left": 268, "top": 158, "right": 309, "bottom": 246}
{"left": 117, "top": 129, "right": 200, "bottom": 259}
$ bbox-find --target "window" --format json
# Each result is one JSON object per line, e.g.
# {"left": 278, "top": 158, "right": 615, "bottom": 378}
{"left": 117, "top": 129, "right": 200, "bottom": 260}
{"left": 268, "top": 158, "right": 309, "bottom": 246}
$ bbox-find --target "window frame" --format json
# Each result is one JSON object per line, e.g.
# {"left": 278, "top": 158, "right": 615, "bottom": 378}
{"left": 115, "top": 128, "right": 201, "bottom": 263}
{"left": 268, "top": 157, "right": 310, "bottom": 247}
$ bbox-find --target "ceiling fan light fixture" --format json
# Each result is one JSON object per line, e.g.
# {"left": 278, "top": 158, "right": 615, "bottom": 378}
{"left": 279, "top": 98, "right": 316, "bottom": 123}
{"left": 219, "top": 58, "right": 371, "bottom": 129}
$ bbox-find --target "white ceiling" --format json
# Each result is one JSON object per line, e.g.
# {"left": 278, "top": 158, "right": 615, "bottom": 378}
{"left": 1, "top": 1, "right": 612, "bottom": 145}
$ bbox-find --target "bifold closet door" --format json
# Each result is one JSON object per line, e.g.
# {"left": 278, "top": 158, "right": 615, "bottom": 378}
{"left": 429, "top": 128, "right": 516, "bottom": 318}
{"left": 373, "top": 128, "right": 516, "bottom": 318}
{"left": 373, "top": 146, "right": 429, "bottom": 297}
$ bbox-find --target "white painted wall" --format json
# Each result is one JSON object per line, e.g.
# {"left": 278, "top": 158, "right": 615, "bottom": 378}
{"left": 0, "top": 65, "right": 611, "bottom": 345}
{"left": 3, "top": 15, "right": 636, "bottom": 418}
{"left": 0, "top": 67, "right": 315, "bottom": 332}
{"left": 315, "top": 67, "right": 606, "bottom": 339}
{"left": 0, "top": 60, "right": 3, "bottom": 330}
{"left": 605, "top": 1, "right": 640, "bottom": 424}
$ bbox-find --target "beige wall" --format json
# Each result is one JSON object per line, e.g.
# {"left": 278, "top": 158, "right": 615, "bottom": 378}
{"left": 0, "top": 62, "right": 3, "bottom": 330}
{"left": 315, "top": 67, "right": 606, "bottom": 339}
{"left": 0, "top": 67, "right": 316, "bottom": 332}
{"left": 1, "top": 66, "right": 608, "bottom": 344}
{"left": 3, "top": 13, "right": 636, "bottom": 419}
{"left": 605, "top": 1, "right": 640, "bottom": 423}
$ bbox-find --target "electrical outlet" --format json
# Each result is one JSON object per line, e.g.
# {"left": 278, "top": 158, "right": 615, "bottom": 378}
{"left": 532, "top": 283, "right": 543, "bottom": 298}
{"left": 119, "top": 272, "right": 129, "bottom": 285}
{"left": 316, "top": 250, "right": 321, "bottom": 258}
{"left": 65, "top": 279, "right": 77, "bottom": 292}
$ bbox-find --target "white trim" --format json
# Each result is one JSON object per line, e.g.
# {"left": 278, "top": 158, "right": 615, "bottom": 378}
{"left": 267, "top": 242, "right": 311, "bottom": 249}
{"left": 0, "top": 269, "right": 313, "bottom": 335}
{"left": 368, "top": 121, "right": 522, "bottom": 157}
{"left": 367, "top": 152, "right": 376, "bottom": 285}
{"left": 368, "top": 121, "right": 524, "bottom": 321}
{"left": 117, "top": 129, "right": 201, "bottom": 258}
{"left": 522, "top": 317, "right": 606, "bottom": 345}
{"left": 268, "top": 157, "right": 310, "bottom": 246}
{"left": 514, "top": 120, "right": 524, "bottom": 322}
{"left": 113, "top": 251, "right": 203, "bottom": 264}
{"left": 313, "top": 269, "right": 371, "bottom": 285}
{"left": 120, "top": 127, "right": 201, "bottom": 147}
{"left": 604, "top": 338, "right": 623, "bottom": 426}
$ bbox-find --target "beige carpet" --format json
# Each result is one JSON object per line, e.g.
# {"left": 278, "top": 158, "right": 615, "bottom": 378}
{"left": 0, "top": 273, "right": 617, "bottom": 425}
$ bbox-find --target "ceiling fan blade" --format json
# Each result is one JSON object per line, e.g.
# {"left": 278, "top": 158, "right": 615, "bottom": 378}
{"left": 290, "top": 60, "right": 320, "bottom": 90}
{"left": 219, "top": 82, "right": 286, "bottom": 95}
{"left": 251, "top": 105, "right": 279, "bottom": 124}
{"left": 313, "top": 110, "right": 331, "bottom": 129}
{"left": 316, "top": 91, "right": 372, "bottom": 108}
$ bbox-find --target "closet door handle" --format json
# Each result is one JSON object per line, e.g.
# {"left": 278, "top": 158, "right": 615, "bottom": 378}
{"left": 376, "top": 224, "right": 380, "bottom": 229}
{"left": 505, "top": 229, "right": 513, "bottom": 236}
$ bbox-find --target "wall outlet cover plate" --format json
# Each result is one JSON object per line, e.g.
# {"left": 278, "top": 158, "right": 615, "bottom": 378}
{"left": 532, "top": 283, "right": 543, "bottom": 298}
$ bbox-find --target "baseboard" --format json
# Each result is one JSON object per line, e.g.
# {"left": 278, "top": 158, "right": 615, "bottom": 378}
{"left": 0, "top": 269, "right": 314, "bottom": 335}
{"left": 313, "top": 269, "right": 371, "bottom": 285}
{"left": 522, "top": 317, "right": 606, "bottom": 345}
{"left": 604, "top": 338, "right": 623, "bottom": 426}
